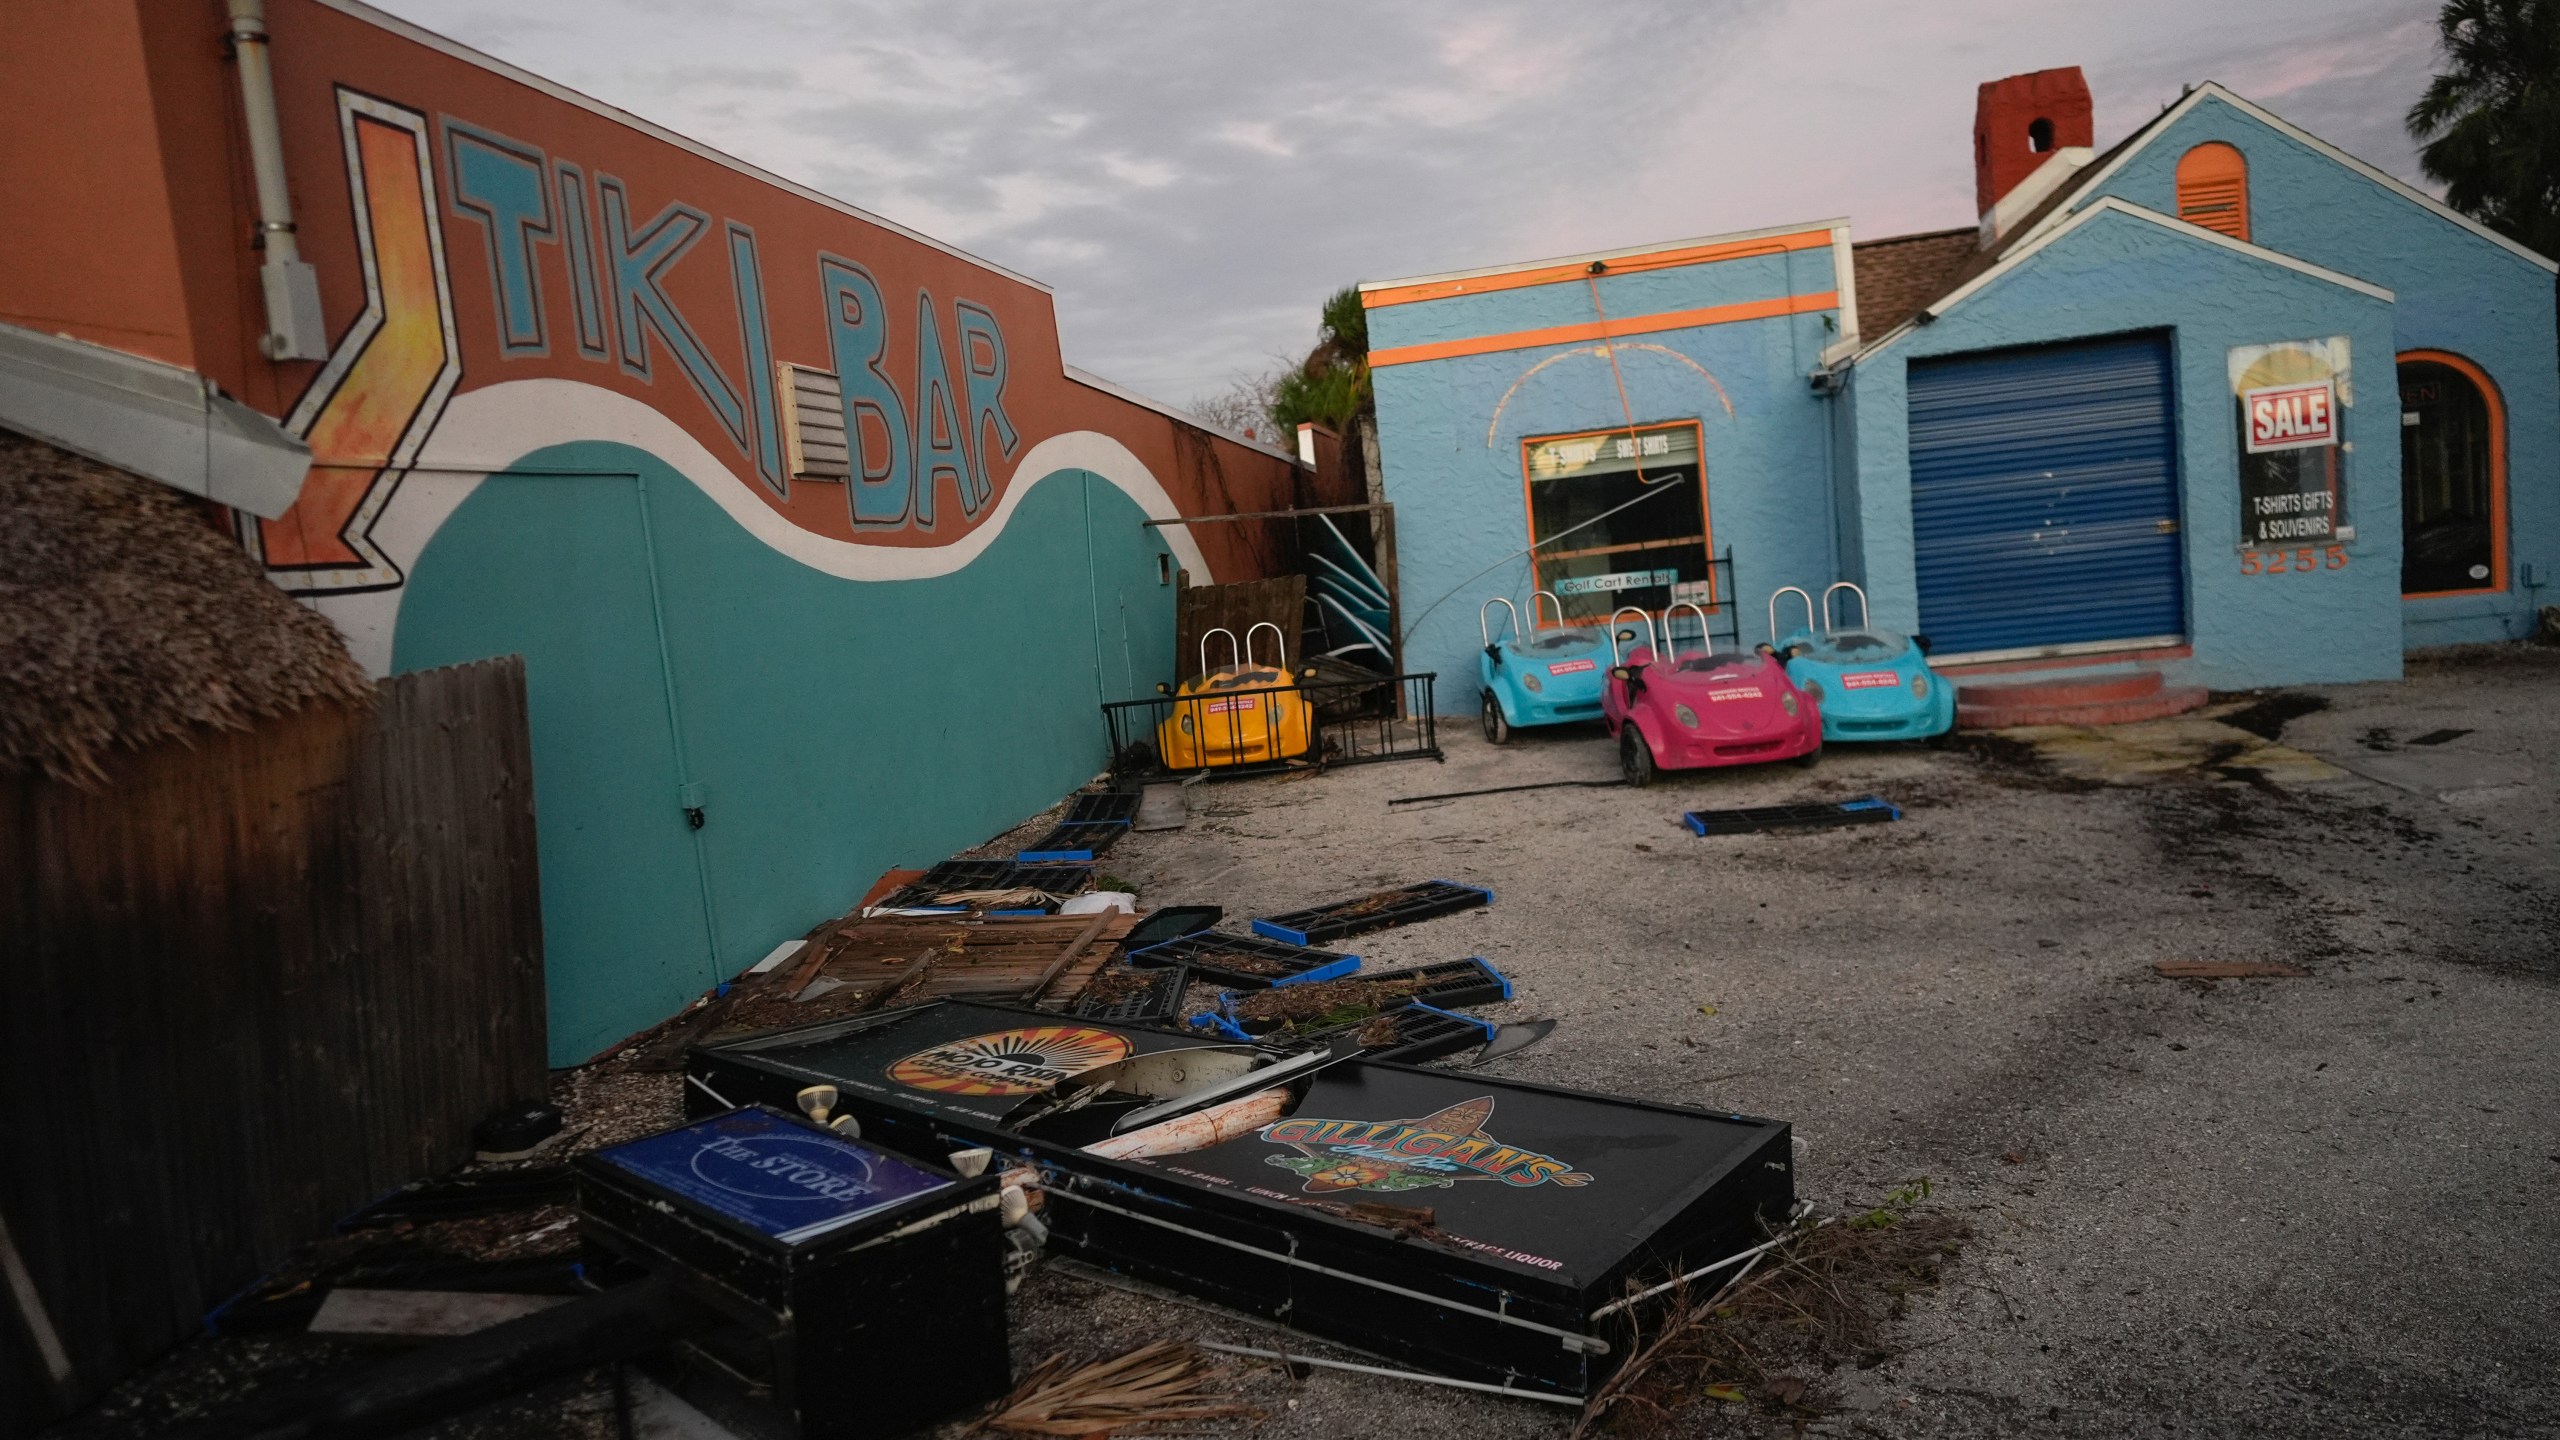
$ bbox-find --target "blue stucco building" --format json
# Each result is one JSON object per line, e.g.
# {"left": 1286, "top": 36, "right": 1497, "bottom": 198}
{"left": 1365, "top": 74, "right": 2556, "bottom": 709}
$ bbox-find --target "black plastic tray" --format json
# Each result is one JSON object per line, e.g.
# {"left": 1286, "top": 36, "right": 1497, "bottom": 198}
{"left": 1190, "top": 958, "right": 1513, "bottom": 1043}
{"left": 1319, "top": 1001, "right": 1495, "bottom": 1064}
{"left": 1125, "top": 929, "right": 1359, "bottom": 988}
{"left": 1682, "top": 796, "right": 1901, "bottom": 836}
{"left": 1070, "top": 962, "right": 1191, "bottom": 1024}
{"left": 877, "top": 859, "right": 1093, "bottom": 912}
{"left": 1250, "top": 879, "right": 1494, "bottom": 945}
{"left": 1120, "top": 905, "right": 1222, "bottom": 951}
{"left": 1018, "top": 819, "right": 1130, "bottom": 863}
{"left": 1065, "top": 791, "right": 1144, "bottom": 825}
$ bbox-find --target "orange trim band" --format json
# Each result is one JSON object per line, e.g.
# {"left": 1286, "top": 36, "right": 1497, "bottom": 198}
{"left": 2395, "top": 348, "right": 2508, "bottom": 599}
{"left": 1370, "top": 291, "right": 1838, "bottom": 369}
{"left": 1362, "top": 228, "right": 1835, "bottom": 309}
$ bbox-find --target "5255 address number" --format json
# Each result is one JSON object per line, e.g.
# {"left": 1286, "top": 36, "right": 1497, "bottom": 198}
{"left": 2240, "top": 545, "right": 2348, "bottom": 576}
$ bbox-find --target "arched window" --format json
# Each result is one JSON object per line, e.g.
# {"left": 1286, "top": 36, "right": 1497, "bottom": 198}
{"left": 2028, "top": 117, "right": 2055, "bottom": 154}
{"left": 2175, "top": 142, "right": 2250, "bottom": 240}
{"left": 2398, "top": 352, "right": 2507, "bottom": 595}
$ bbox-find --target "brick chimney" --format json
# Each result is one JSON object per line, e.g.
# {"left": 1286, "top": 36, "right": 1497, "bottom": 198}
{"left": 1974, "top": 67, "right": 2094, "bottom": 216}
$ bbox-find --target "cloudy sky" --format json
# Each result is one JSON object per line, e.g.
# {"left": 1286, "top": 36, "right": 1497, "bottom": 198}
{"left": 373, "top": 0, "right": 2447, "bottom": 409}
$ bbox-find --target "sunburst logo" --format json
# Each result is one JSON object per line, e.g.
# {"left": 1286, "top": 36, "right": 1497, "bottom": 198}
{"left": 1259, "top": 1096, "right": 1594, "bottom": 1194}
{"left": 885, "top": 1026, "right": 1134, "bottom": 1096}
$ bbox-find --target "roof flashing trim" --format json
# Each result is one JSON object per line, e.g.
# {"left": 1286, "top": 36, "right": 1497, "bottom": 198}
{"left": 1855, "top": 197, "right": 2392, "bottom": 362}
{"left": 1359, "top": 218, "right": 1852, "bottom": 298}
{"left": 0, "top": 323, "right": 311, "bottom": 518}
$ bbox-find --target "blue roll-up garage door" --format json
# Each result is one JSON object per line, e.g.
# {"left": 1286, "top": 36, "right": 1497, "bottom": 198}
{"left": 1908, "top": 333, "right": 2185, "bottom": 656}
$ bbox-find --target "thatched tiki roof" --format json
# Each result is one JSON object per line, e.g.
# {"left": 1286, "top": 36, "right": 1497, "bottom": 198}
{"left": 0, "top": 427, "right": 373, "bottom": 787}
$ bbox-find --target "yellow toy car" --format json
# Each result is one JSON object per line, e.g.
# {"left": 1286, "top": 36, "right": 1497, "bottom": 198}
{"left": 1157, "top": 623, "right": 1316, "bottom": 770}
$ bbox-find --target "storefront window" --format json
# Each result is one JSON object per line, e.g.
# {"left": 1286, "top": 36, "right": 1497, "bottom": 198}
{"left": 1520, "top": 422, "right": 1713, "bottom": 626}
{"left": 2398, "top": 354, "right": 2505, "bottom": 595}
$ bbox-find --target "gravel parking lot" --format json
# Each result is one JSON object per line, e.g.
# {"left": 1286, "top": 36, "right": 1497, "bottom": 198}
{"left": 1011, "top": 643, "right": 2560, "bottom": 1439}
{"left": 60, "top": 647, "right": 2557, "bottom": 1440}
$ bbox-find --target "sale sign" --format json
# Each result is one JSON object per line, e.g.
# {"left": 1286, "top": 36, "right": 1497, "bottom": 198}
{"left": 2243, "top": 381, "right": 2338, "bottom": 454}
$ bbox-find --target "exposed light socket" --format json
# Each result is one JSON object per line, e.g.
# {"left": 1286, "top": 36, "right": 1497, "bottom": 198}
{"left": 260, "top": 258, "right": 328, "bottom": 360}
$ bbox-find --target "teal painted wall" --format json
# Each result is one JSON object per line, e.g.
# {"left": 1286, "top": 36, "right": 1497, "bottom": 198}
{"left": 2085, "top": 92, "right": 2560, "bottom": 645}
{"left": 394, "top": 446, "right": 1177, "bottom": 1064}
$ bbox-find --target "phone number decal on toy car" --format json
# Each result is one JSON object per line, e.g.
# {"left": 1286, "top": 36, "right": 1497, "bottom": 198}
{"left": 1707, "top": 687, "right": 1763, "bottom": 702}
{"left": 1546, "top": 659, "right": 1597, "bottom": 675}
{"left": 1842, "top": 672, "right": 1901, "bottom": 689}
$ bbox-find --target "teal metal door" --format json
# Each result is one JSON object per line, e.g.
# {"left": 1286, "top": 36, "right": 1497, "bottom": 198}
{"left": 392, "top": 472, "right": 719, "bottom": 1064}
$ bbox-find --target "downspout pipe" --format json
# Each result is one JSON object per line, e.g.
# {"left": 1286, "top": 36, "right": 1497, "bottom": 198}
{"left": 227, "top": 0, "right": 328, "bottom": 360}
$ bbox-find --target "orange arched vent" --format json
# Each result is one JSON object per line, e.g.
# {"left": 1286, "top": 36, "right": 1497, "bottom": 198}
{"left": 2176, "top": 142, "right": 2250, "bottom": 241}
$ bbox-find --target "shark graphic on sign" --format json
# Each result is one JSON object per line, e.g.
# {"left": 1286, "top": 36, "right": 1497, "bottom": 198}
{"left": 1257, "top": 1095, "right": 1594, "bottom": 1195}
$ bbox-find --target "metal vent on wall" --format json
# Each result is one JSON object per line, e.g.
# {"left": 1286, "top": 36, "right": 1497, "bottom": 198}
{"left": 779, "top": 362, "right": 850, "bottom": 480}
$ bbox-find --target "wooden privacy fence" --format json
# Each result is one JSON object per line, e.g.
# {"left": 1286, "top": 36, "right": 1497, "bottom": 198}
{"left": 0, "top": 656, "right": 545, "bottom": 1433}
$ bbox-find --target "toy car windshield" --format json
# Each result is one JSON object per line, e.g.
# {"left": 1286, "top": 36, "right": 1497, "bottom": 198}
{"left": 1670, "top": 651, "right": 1756, "bottom": 672}
{"left": 1515, "top": 630, "right": 1599, "bottom": 653}
{"left": 1794, "top": 631, "right": 1900, "bottom": 661}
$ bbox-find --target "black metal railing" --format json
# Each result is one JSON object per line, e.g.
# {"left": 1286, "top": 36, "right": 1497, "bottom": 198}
{"left": 1103, "top": 672, "right": 1441, "bottom": 780}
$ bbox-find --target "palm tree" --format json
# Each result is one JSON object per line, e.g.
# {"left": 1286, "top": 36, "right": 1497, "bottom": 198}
{"left": 1271, "top": 286, "right": 1371, "bottom": 432}
{"left": 2407, "top": 0, "right": 2560, "bottom": 258}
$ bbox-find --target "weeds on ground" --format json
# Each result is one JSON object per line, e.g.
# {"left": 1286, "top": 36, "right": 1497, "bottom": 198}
{"left": 1576, "top": 1181, "right": 1968, "bottom": 1437}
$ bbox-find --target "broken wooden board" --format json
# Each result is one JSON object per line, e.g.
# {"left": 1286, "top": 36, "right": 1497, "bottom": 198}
{"left": 706, "top": 912, "right": 1142, "bottom": 1038}
{"left": 308, "top": 1287, "right": 570, "bottom": 1340}
{"left": 2152, "top": 960, "right": 2309, "bottom": 980}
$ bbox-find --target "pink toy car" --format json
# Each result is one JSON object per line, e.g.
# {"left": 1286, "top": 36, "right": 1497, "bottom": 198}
{"left": 1600, "top": 604, "right": 1824, "bottom": 786}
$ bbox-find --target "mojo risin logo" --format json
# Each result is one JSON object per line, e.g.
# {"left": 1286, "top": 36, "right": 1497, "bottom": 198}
{"left": 886, "top": 1026, "right": 1132, "bottom": 1097}
{"left": 1258, "top": 1096, "right": 1594, "bottom": 1194}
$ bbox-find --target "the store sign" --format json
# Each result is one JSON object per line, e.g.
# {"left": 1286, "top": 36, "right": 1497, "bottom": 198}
{"left": 2243, "top": 381, "right": 2337, "bottom": 453}
{"left": 2228, "top": 338, "right": 2351, "bottom": 549}
{"left": 1555, "top": 568, "right": 1680, "bottom": 596}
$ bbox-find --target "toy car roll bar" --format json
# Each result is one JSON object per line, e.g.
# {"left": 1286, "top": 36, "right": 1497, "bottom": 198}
{"left": 1200, "top": 626, "right": 1241, "bottom": 677}
{"left": 1530, "top": 590, "right": 1567, "bottom": 630}
{"left": 1608, "top": 606, "right": 1658, "bottom": 666}
{"left": 1479, "top": 597, "right": 1522, "bottom": 652}
{"left": 1245, "top": 620, "right": 1289, "bottom": 672}
{"left": 1769, "top": 586, "right": 1815, "bottom": 645}
{"left": 1822, "top": 582, "right": 1870, "bottom": 632}
{"left": 1666, "top": 601, "right": 1714, "bottom": 663}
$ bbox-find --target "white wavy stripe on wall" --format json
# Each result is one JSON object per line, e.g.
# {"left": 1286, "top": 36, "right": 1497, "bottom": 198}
{"left": 306, "top": 378, "right": 1212, "bottom": 676}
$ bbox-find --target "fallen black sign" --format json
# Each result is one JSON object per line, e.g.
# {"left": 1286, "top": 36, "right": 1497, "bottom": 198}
{"left": 687, "top": 1001, "right": 1792, "bottom": 1398}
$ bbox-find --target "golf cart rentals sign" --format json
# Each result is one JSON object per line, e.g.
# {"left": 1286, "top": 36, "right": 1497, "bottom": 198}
{"left": 887, "top": 1026, "right": 1133, "bottom": 1096}
{"left": 2229, "top": 337, "right": 2351, "bottom": 549}
{"left": 1257, "top": 1095, "right": 1595, "bottom": 1194}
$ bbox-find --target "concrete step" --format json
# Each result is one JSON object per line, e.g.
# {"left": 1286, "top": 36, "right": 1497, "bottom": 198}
{"left": 1959, "top": 682, "right": 2210, "bottom": 730}
{"left": 1954, "top": 668, "right": 2164, "bottom": 709}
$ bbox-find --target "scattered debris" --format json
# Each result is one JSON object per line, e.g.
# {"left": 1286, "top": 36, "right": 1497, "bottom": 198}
{"left": 337, "top": 1168, "right": 575, "bottom": 1232}
{"left": 1388, "top": 778, "right": 1627, "bottom": 806}
{"left": 696, "top": 1000, "right": 1795, "bottom": 1398}
{"left": 2153, "top": 959, "right": 2309, "bottom": 980}
{"left": 306, "top": 1287, "right": 570, "bottom": 1340}
{"left": 1682, "top": 797, "right": 1900, "bottom": 837}
{"left": 1126, "top": 929, "right": 1360, "bottom": 988}
{"left": 1575, "top": 1183, "right": 1967, "bottom": 1436}
{"left": 1468, "top": 1018, "right": 1559, "bottom": 1067}
{"left": 973, "top": 1342, "right": 1256, "bottom": 1438}
{"left": 1250, "top": 879, "right": 1494, "bottom": 944}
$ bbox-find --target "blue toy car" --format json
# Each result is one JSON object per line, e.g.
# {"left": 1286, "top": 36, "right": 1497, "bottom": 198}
{"left": 1476, "top": 592, "right": 1610, "bottom": 743}
{"left": 1771, "top": 583, "right": 1955, "bottom": 743}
